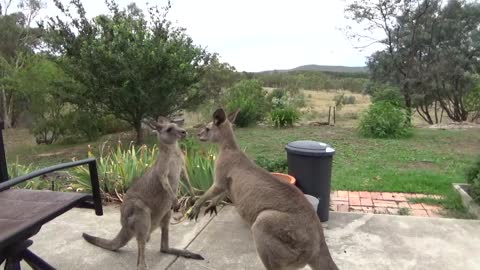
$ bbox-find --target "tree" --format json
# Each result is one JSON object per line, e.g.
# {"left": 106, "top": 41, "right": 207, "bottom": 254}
{"left": 44, "top": 0, "right": 212, "bottom": 143}
{"left": 16, "top": 55, "right": 83, "bottom": 144}
{"left": 198, "top": 54, "right": 237, "bottom": 103}
{"left": 347, "top": 0, "right": 480, "bottom": 124}
{"left": 346, "top": 0, "right": 438, "bottom": 118}
{"left": 465, "top": 76, "right": 480, "bottom": 122}
{"left": 428, "top": 1, "right": 480, "bottom": 122}
{"left": 0, "top": 0, "right": 44, "bottom": 127}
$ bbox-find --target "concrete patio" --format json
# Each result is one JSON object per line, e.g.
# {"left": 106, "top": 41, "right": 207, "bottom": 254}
{"left": 8, "top": 205, "right": 480, "bottom": 270}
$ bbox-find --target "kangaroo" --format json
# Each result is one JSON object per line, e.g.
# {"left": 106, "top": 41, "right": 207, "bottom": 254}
{"left": 188, "top": 109, "right": 339, "bottom": 270}
{"left": 83, "top": 116, "right": 203, "bottom": 270}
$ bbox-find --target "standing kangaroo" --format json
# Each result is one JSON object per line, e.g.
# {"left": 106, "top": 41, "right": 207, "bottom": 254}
{"left": 188, "top": 109, "right": 339, "bottom": 270}
{"left": 83, "top": 116, "right": 203, "bottom": 270}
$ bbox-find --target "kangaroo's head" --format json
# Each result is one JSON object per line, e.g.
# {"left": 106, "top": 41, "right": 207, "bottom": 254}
{"left": 146, "top": 116, "right": 187, "bottom": 145}
{"left": 197, "top": 108, "right": 240, "bottom": 145}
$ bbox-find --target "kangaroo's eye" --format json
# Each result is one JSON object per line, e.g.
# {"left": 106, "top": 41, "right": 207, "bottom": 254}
{"left": 167, "top": 127, "right": 172, "bottom": 132}
{"left": 205, "top": 128, "right": 210, "bottom": 132}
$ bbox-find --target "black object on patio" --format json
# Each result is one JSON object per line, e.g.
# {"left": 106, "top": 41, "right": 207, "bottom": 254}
{"left": 285, "top": 140, "right": 335, "bottom": 222}
{"left": 0, "top": 122, "right": 103, "bottom": 270}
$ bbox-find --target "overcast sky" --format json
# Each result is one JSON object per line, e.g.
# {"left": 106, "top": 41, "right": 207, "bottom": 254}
{"left": 29, "top": 0, "right": 385, "bottom": 72}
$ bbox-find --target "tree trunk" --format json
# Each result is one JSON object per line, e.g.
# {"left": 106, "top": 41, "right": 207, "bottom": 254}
{"left": 416, "top": 105, "right": 434, "bottom": 125}
{"left": 403, "top": 92, "right": 413, "bottom": 124}
{"left": 134, "top": 121, "right": 144, "bottom": 145}
{"left": 1, "top": 89, "right": 11, "bottom": 128}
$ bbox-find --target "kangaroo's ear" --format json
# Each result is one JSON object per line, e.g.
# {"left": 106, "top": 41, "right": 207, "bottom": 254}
{"left": 227, "top": 108, "right": 240, "bottom": 124}
{"left": 143, "top": 118, "right": 159, "bottom": 130}
{"left": 213, "top": 108, "right": 226, "bottom": 126}
{"left": 144, "top": 116, "right": 169, "bottom": 130}
{"left": 157, "top": 116, "right": 169, "bottom": 125}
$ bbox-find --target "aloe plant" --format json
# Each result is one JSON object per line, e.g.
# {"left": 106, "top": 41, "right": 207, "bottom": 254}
{"left": 69, "top": 138, "right": 218, "bottom": 209}
{"left": 71, "top": 141, "right": 158, "bottom": 202}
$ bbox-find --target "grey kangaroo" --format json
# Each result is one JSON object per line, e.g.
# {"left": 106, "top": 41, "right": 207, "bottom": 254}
{"left": 83, "top": 116, "right": 203, "bottom": 270}
{"left": 188, "top": 109, "right": 339, "bottom": 270}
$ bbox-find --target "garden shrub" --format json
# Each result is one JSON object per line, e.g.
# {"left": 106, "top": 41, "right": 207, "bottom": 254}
{"left": 255, "top": 156, "right": 288, "bottom": 173}
{"left": 63, "top": 110, "right": 103, "bottom": 142}
{"left": 32, "top": 118, "right": 66, "bottom": 145}
{"left": 344, "top": 95, "right": 356, "bottom": 105}
{"left": 268, "top": 88, "right": 306, "bottom": 109}
{"left": 71, "top": 140, "right": 217, "bottom": 210}
{"left": 465, "top": 82, "right": 480, "bottom": 121}
{"left": 267, "top": 88, "right": 303, "bottom": 127}
{"left": 270, "top": 107, "right": 300, "bottom": 127}
{"left": 61, "top": 112, "right": 131, "bottom": 144}
{"left": 333, "top": 94, "right": 356, "bottom": 111}
{"left": 224, "top": 79, "right": 269, "bottom": 127}
{"left": 358, "top": 101, "right": 412, "bottom": 138}
{"left": 100, "top": 114, "right": 131, "bottom": 134}
{"left": 370, "top": 84, "right": 404, "bottom": 107}
{"left": 465, "top": 155, "right": 480, "bottom": 204}
{"left": 71, "top": 142, "right": 158, "bottom": 201}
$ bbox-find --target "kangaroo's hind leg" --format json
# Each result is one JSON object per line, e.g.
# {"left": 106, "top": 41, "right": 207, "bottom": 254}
{"left": 159, "top": 211, "right": 204, "bottom": 260}
{"left": 129, "top": 201, "right": 152, "bottom": 270}
{"left": 251, "top": 210, "right": 310, "bottom": 270}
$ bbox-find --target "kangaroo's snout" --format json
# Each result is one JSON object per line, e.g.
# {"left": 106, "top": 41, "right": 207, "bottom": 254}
{"left": 180, "top": 129, "right": 187, "bottom": 138}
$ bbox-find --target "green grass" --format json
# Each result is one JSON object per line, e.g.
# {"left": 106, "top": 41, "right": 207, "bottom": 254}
{"left": 398, "top": 208, "right": 410, "bottom": 216}
{"left": 4, "top": 126, "right": 480, "bottom": 218}
{"left": 233, "top": 126, "right": 479, "bottom": 218}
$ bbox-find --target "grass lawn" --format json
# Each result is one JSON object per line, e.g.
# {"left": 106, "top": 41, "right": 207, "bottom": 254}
{"left": 3, "top": 125, "right": 480, "bottom": 218}
{"left": 233, "top": 126, "right": 480, "bottom": 218}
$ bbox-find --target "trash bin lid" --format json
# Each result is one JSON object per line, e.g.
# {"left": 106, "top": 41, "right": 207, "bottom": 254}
{"left": 285, "top": 140, "right": 335, "bottom": 157}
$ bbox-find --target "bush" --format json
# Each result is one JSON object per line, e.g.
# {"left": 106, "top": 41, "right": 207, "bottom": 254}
{"left": 268, "top": 88, "right": 287, "bottom": 101}
{"left": 71, "top": 142, "right": 158, "bottom": 202}
{"left": 60, "top": 112, "right": 132, "bottom": 144}
{"left": 344, "top": 95, "right": 356, "bottom": 105}
{"left": 267, "top": 88, "right": 303, "bottom": 127}
{"left": 224, "top": 80, "right": 269, "bottom": 127}
{"left": 63, "top": 110, "right": 103, "bottom": 142}
{"left": 100, "top": 114, "right": 131, "bottom": 134}
{"left": 370, "top": 84, "right": 404, "bottom": 107}
{"left": 177, "top": 144, "right": 217, "bottom": 211}
{"left": 270, "top": 107, "right": 300, "bottom": 127}
{"left": 71, "top": 139, "right": 218, "bottom": 209}
{"left": 465, "top": 81, "right": 480, "bottom": 121}
{"left": 333, "top": 94, "right": 356, "bottom": 111}
{"left": 358, "top": 102, "right": 412, "bottom": 138}
{"left": 7, "top": 161, "right": 48, "bottom": 190}
{"left": 255, "top": 156, "right": 288, "bottom": 173}
{"left": 32, "top": 118, "right": 66, "bottom": 145}
{"left": 465, "top": 155, "right": 480, "bottom": 204}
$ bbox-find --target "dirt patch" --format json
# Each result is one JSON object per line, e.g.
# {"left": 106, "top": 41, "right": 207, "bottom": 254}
{"left": 400, "top": 161, "right": 441, "bottom": 171}
{"left": 428, "top": 122, "right": 480, "bottom": 130}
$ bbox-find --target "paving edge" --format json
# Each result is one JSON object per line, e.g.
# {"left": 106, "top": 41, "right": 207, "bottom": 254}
{"left": 165, "top": 206, "right": 224, "bottom": 269}
{"left": 453, "top": 183, "right": 480, "bottom": 219}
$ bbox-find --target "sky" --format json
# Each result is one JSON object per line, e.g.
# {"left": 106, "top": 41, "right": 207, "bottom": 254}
{"left": 26, "top": 0, "right": 385, "bottom": 72}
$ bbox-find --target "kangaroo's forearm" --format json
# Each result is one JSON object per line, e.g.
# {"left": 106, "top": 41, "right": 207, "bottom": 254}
{"left": 195, "top": 185, "right": 224, "bottom": 206}
{"left": 210, "top": 192, "right": 227, "bottom": 206}
{"left": 160, "top": 177, "right": 176, "bottom": 198}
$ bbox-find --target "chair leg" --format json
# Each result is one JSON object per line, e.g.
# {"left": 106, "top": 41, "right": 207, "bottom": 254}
{"left": 4, "top": 257, "right": 21, "bottom": 270}
{"left": 3, "top": 240, "right": 33, "bottom": 270}
{"left": 23, "top": 250, "right": 55, "bottom": 270}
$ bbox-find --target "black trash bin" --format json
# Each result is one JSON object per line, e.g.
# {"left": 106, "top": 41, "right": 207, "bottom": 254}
{"left": 285, "top": 140, "right": 335, "bottom": 222}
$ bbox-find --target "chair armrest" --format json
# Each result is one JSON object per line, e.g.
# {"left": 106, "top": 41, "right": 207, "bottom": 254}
{"left": 0, "top": 158, "right": 103, "bottom": 216}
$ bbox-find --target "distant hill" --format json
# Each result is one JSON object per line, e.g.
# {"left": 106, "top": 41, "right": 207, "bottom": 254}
{"left": 258, "top": 65, "right": 368, "bottom": 74}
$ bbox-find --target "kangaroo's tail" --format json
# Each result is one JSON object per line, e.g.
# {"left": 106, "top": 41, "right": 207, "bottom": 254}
{"left": 82, "top": 227, "right": 132, "bottom": 251}
{"left": 310, "top": 224, "right": 339, "bottom": 270}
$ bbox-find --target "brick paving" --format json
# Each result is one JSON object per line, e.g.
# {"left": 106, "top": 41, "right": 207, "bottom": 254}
{"left": 330, "top": 191, "right": 444, "bottom": 218}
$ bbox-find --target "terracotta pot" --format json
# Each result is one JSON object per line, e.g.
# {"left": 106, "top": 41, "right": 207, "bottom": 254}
{"left": 271, "top": 172, "right": 296, "bottom": 185}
